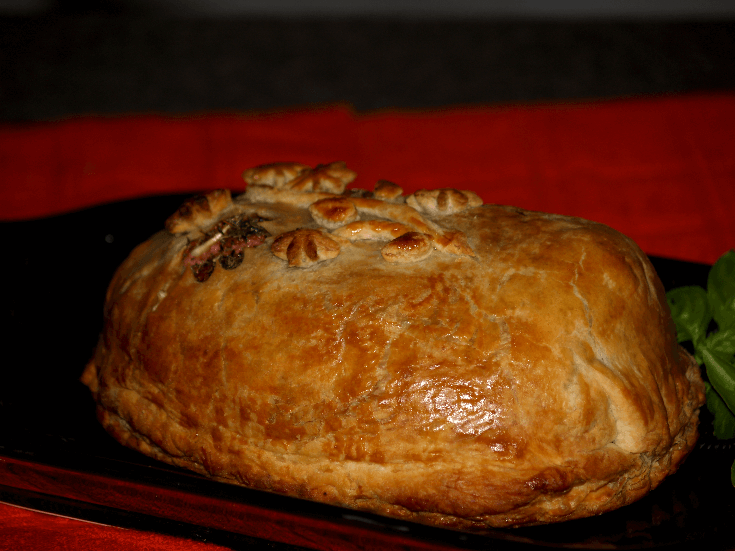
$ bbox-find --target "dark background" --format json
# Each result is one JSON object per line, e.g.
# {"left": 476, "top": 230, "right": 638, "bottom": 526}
{"left": 1, "top": 1, "right": 734, "bottom": 121}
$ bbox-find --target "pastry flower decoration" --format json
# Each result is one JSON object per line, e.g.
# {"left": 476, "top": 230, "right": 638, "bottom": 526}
{"left": 271, "top": 229, "right": 341, "bottom": 268}
{"left": 168, "top": 162, "right": 485, "bottom": 281}
{"left": 243, "top": 161, "right": 357, "bottom": 194}
{"left": 243, "top": 161, "right": 482, "bottom": 267}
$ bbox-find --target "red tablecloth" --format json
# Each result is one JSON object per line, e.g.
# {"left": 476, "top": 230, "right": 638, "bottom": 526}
{"left": 2, "top": 93, "right": 734, "bottom": 264}
{"left": 0, "top": 502, "right": 227, "bottom": 550}
{"left": 1, "top": 93, "right": 734, "bottom": 550}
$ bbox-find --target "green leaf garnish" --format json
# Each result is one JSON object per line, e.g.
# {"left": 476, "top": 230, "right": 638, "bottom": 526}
{"left": 666, "top": 286, "right": 711, "bottom": 348}
{"left": 704, "top": 325, "right": 735, "bottom": 357}
{"left": 708, "top": 250, "right": 735, "bottom": 331}
{"left": 705, "top": 383, "right": 735, "bottom": 440}
{"left": 702, "top": 349, "right": 735, "bottom": 414}
{"left": 666, "top": 249, "right": 735, "bottom": 487}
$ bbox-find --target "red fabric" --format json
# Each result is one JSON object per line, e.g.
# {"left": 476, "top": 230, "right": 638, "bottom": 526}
{"left": 0, "top": 502, "right": 227, "bottom": 550}
{"left": 1, "top": 93, "right": 733, "bottom": 263}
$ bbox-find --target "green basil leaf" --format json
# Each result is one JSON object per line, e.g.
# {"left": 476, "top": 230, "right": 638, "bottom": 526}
{"left": 702, "top": 348, "right": 735, "bottom": 415}
{"left": 704, "top": 326, "right": 735, "bottom": 358}
{"left": 708, "top": 249, "right": 735, "bottom": 330}
{"left": 666, "top": 286, "right": 711, "bottom": 346}
{"left": 705, "top": 382, "right": 735, "bottom": 440}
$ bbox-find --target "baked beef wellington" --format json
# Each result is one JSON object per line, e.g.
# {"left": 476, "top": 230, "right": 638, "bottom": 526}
{"left": 83, "top": 161, "right": 705, "bottom": 530}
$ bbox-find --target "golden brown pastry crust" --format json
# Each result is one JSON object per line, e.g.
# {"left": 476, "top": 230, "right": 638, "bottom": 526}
{"left": 82, "top": 162, "right": 705, "bottom": 531}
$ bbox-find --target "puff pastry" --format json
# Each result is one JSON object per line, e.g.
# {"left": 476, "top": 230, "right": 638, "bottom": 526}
{"left": 82, "top": 161, "right": 705, "bottom": 530}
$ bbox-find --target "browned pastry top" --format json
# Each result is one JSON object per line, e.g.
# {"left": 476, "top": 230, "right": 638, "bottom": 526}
{"left": 83, "top": 161, "right": 705, "bottom": 531}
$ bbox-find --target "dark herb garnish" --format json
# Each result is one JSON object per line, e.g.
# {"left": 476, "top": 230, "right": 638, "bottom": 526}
{"left": 192, "top": 258, "right": 216, "bottom": 282}
{"left": 184, "top": 214, "right": 269, "bottom": 282}
{"left": 219, "top": 235, "right": 246, "bottom": 270}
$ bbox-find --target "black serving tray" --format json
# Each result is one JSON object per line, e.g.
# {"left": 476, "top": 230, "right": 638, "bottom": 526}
{"left": 1, "top": 195, "right": 733, "bottom": 551}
